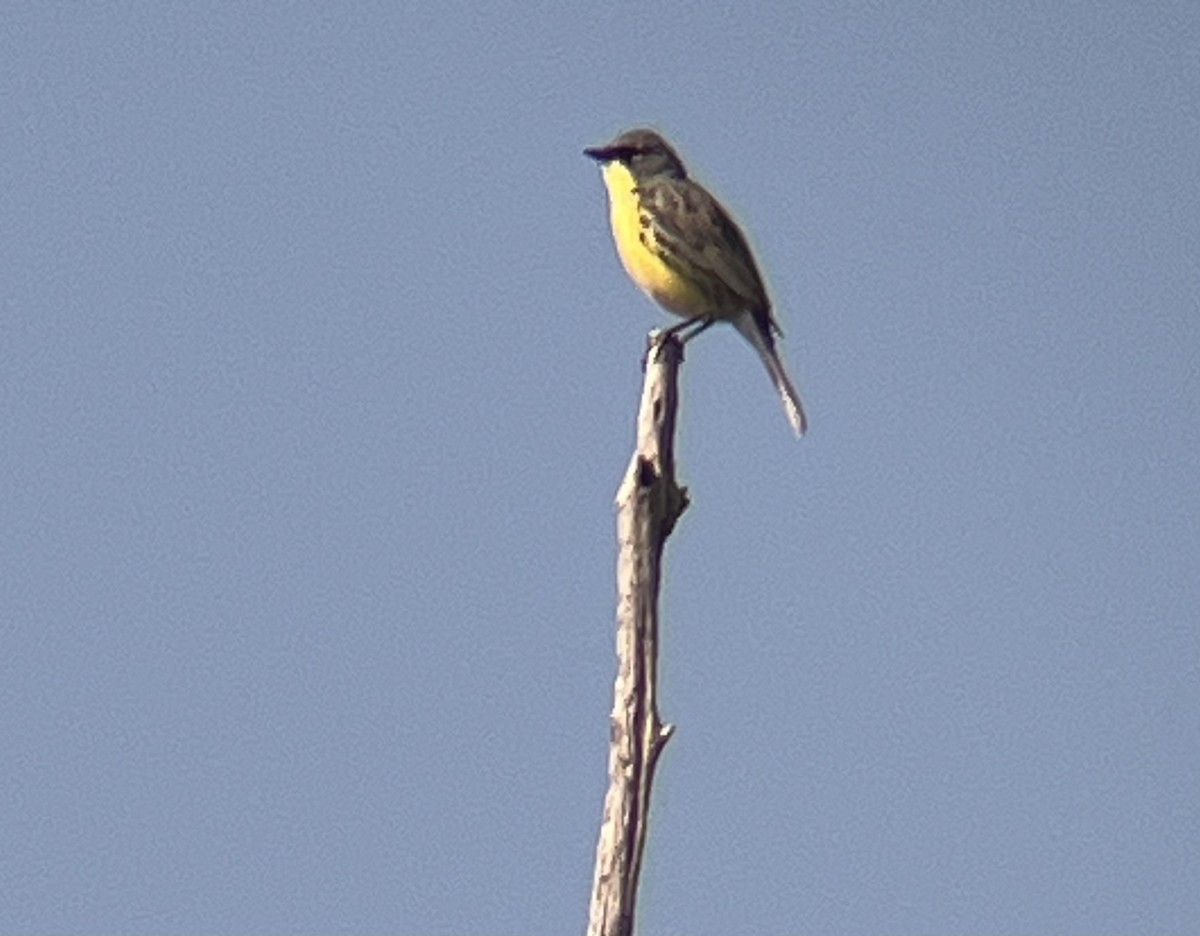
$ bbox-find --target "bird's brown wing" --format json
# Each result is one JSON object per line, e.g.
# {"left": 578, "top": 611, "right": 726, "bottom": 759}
{"left": 638, "top": 176, "right": 777, "bottom": 332}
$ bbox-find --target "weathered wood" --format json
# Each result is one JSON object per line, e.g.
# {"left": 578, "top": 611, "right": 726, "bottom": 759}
{"left": 587, "top": 333, "right": 688, "bottom": 936}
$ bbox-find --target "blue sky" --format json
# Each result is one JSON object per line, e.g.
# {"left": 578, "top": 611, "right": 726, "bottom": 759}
{"left": 2, "top": 2, "right": 1198, "bottom": 933}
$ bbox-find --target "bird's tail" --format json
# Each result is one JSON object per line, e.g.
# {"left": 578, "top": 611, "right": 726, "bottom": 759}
{"left": 733, "top": 312, "right": 808, "bottom": 438}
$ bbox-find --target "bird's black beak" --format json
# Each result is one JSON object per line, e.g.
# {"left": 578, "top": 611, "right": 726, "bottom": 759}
{"left": 583, "top": 145, "right": 612, "bottom": 162}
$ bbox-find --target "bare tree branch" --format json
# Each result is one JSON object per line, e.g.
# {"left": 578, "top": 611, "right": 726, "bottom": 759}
{"left": 588, "top": 333, "right": 688, "bottom": 936}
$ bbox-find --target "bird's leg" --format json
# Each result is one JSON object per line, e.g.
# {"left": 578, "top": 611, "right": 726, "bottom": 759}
{"left": 660, "top": 315, "right": 703, "bottom": 340}
{"left": 661, "top": 315, "right": 715, "bottom": 343}
{"left": 647, "top": 316, "right": 714, "bottom": 366}
{"left": 676, "top": 317, "right": 717, "bottom": 344}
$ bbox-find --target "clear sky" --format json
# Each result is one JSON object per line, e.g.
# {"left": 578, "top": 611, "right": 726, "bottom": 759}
{"left": 3, "top": 2, "right": 1198, "bottom": 933}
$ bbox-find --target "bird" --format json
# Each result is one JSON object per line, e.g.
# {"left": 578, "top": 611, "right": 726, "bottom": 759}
{"left": 584, "top": 127, "right": 807, "bottom": 437}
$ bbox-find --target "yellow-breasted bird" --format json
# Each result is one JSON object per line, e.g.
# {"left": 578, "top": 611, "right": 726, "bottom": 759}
{"left": 584, "top": 127, "right": 807, "bottom": 437}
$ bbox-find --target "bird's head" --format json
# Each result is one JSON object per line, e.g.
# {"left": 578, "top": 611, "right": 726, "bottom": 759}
{"left": 584, "top": 128, "right": 688, "bottom": 180}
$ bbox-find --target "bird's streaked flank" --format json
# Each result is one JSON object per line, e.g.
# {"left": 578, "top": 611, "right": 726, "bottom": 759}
{"left": 584, "top": 127, "right": 807, "bottom": 437}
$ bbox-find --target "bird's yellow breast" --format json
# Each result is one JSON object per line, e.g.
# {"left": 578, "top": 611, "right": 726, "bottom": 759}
{"left": 598, "top": 161, "right": 710, "bottom": 318}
